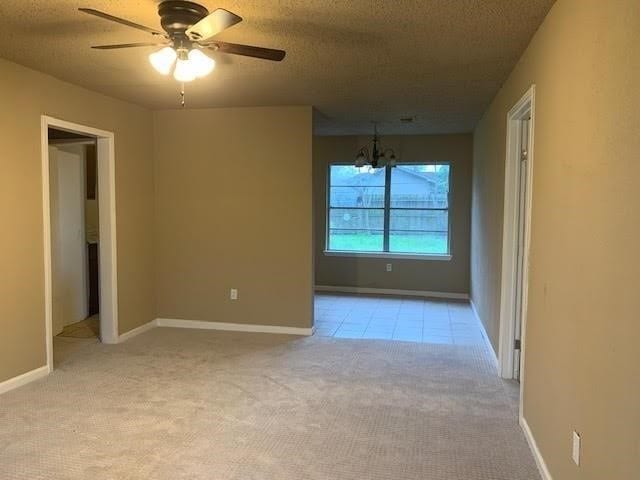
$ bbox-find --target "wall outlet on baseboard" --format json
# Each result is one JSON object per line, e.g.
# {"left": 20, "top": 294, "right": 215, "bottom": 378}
{"left": 230, "top": 288, "right": 238, "bottom": 300}
{"left": 572, "top": 431, "right": 581, "bottom": 466}
{"left": 386, "top": 263, "right": 393, "bottom": 272}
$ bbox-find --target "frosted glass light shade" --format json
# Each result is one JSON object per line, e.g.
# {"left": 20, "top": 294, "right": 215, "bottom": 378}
{"left": 173, "top": 57, "right": 196, "bottom": 82}
{"left": 149, "top": 47, "right": 177, "bottom": 75}
{"left": 188, "top": 49, "right": 216, "bottom": 78}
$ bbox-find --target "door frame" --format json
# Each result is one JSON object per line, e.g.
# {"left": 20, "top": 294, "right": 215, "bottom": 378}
{"left": 498, "top": 85, "right": 535, "bottom": 390}
{"left": 41, "top": 116, "right": 119, "bottom": 372}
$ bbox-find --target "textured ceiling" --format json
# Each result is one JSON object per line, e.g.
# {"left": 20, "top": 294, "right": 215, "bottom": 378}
{"left": 0, "top": 0, "right": 554, "bottom": 134}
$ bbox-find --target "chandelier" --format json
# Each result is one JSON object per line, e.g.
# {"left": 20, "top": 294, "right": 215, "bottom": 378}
{"left": 355, "top": 123, "right": 398, "bottom": 169}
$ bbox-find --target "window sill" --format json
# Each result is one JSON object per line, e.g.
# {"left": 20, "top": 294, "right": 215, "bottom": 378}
{"left": 323, "top": 250, "right": 452, "bottom": 261}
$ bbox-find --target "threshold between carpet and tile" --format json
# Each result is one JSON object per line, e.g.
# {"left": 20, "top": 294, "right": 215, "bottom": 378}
{"left": 0, "top": 325, "right": 540, "bottom": 480}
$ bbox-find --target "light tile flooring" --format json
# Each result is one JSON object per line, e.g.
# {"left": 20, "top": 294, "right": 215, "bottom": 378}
{"left": 314, "top": 293, "right": 487, "bottom": 345}
{"left": 57, "top": 314, "right": 100, "bottom": 339}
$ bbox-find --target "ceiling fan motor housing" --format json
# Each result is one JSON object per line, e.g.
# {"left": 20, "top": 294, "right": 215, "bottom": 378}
{"left": 158, "top": 1, "right": 208, "bottom": 39}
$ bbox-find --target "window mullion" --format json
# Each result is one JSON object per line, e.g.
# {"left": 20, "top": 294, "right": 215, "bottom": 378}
{"left": 383, "top": 165, "right": 392, "bottom": 252}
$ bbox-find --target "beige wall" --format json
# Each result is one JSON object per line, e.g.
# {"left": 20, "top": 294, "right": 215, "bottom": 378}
{"left": 314, "top": 134, "right": 472, "bottom": 294}
{"left": 0, "top": 58, "right": 156, "bottom": 383}
{"left": 153, "top": 107, "right": 313, "bottom": 328}
{"left": 471, "top": 1, "right": 640, "bottom": 478}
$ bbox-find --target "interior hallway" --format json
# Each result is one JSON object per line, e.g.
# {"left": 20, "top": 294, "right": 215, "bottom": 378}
{"left": 0, "top": 327, "right": 537, "bottom": 480}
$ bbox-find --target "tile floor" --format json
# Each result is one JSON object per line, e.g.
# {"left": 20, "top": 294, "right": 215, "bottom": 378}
{"left": 57, "top": 314, "right": 100, "bottom": 339}
{"left": 314, "top": 293, "right": 487, "bottom": 345}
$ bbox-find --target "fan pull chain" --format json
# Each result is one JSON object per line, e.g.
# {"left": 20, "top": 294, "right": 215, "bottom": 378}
{"left": 180, "top": 82, "right": 186, "bottom": 108}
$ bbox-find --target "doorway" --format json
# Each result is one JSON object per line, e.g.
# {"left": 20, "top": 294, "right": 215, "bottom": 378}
{"left": 498, "top": 86, "right": 535, "bottom": 385}
{"left": 41, "top": 116, "right": 119, "bottom": 371}
{"left": 48, "top": 133, "right": 100, "bottom": 349}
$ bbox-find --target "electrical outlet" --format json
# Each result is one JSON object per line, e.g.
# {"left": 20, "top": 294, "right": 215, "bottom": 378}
{"left": 230, "top": 288, "right": 238, "bottom": 300}
{"left": 572, "top": 431, "right": 581, "bottom": 466}
{"left": 386, "top": 263, "right": 393, "bottom": 272}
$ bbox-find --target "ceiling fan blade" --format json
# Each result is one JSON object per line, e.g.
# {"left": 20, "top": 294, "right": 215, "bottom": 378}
{"left": 79, "top": 8, "right": 165, "bottom": 36}
{"left": 91, "top": 42, "right": 168, "bottom": 50}
{"left": 186, "top": 8, "right": 243, "bottom": 41}
{"left": 205, "top": 41, "right": 286, "bottom": 61}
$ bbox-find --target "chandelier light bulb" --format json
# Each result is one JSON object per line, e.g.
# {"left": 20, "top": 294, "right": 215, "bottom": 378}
{"left": 188, "top": 49, "right": 216, "bottom": 78}
{"left": 149, "top": 47, "right": 177, "bottom": 75}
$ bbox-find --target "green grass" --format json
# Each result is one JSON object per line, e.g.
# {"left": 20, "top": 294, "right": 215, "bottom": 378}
{"left": 329, "top": 233, "right": 448, "bottom": 255}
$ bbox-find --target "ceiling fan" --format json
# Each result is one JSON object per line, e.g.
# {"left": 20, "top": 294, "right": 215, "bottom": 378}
{"left": 79, "top": 1, "right": 286, "bottom": 83}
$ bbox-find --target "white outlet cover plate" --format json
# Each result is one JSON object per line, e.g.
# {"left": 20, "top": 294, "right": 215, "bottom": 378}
{"left": 572, "top": 431, "right": 580, "bottom": 465}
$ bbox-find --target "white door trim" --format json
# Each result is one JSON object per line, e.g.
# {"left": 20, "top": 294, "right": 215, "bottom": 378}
{"left": 41, "top": 116, "right": 119, "bottom": 373}
{"left": 498, "top": 85, "right": 535, "bottom": 387}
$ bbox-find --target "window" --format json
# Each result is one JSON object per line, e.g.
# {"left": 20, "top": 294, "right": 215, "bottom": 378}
{"left": 327, "top": 163, "right": 451, "bottom": 257}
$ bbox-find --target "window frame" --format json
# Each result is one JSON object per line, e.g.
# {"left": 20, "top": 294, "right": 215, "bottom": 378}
{"left": 324, "top": 162, "right": 452, "bottom": 261}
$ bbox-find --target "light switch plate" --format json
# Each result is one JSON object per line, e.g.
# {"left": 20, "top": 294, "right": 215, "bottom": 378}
{"left": 230, "top": 288, "right": 238, "bottom": 300}
{"left": 386, "top": 263, "right": 392, "bottom": 272}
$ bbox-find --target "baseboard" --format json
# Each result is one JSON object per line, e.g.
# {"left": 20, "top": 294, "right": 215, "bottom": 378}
{"left": 118, "top": 318, "right": 315, "bottom": 339}
{"left": 156, "top": 318, "right": 314, "bottom": 336}
{"left": 470, "top": 298, "right": 499, "bottom": 369}
{"left": 315, "top": 285, "right": 469, "bottom": 300}
{"left": 0, "top": 365, "right": 50, "bottom": 395}
{"left": 520, "top": 416, "right": 553, "bottom": 480}
{"left": 118, "top": 319, "right": 158, "bottom": 343}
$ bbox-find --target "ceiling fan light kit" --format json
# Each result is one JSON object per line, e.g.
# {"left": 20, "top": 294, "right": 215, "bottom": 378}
{"left": 148, "top": 44, "right": 215, "bottom": 81}
{"left": 79, "top": 1, "right": 286, "bottom": 87}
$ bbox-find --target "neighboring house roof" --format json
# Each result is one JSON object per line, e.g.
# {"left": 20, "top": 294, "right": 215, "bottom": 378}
{"left": 394, "top": 166, "right": 438, "bottom": 185}
{"left": 346, "top": 167, "right": 437, "bottom": 193}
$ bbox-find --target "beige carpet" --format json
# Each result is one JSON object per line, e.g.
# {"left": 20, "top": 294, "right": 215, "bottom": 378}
{"left": 0, "top": 327, "right": 540, "bottom": 479}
